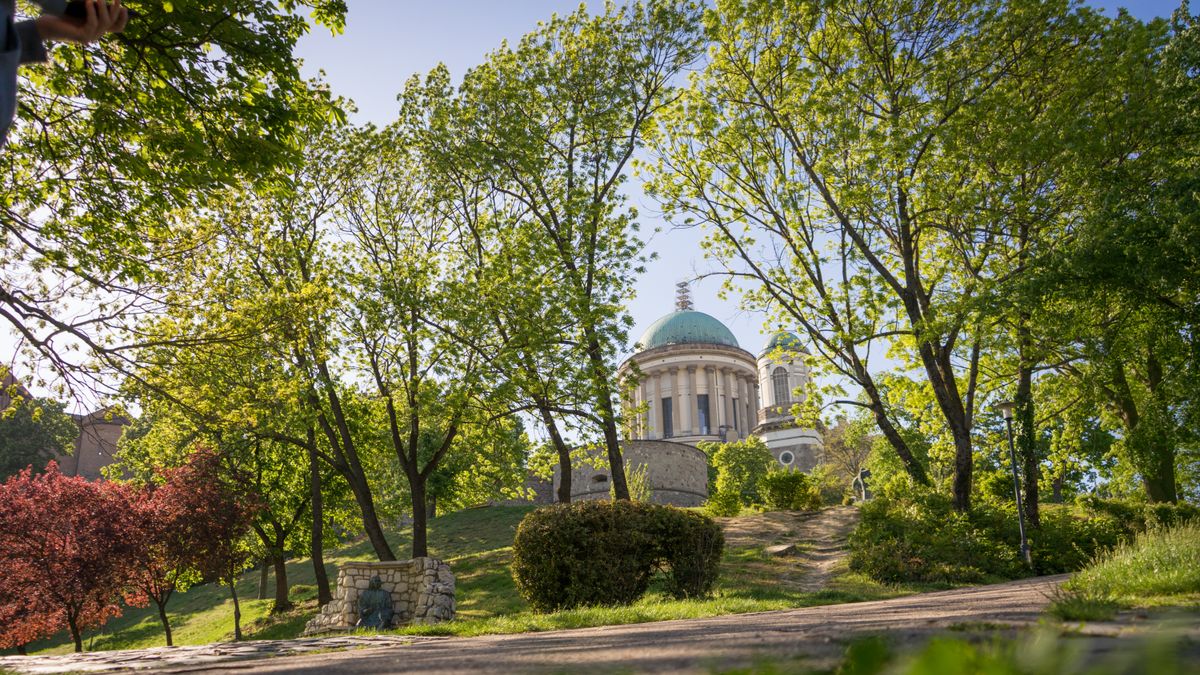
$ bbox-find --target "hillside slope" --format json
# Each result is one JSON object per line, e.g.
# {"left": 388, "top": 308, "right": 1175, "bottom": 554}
{"left": 24, "top": 504, "right": 912, "bottom": 653}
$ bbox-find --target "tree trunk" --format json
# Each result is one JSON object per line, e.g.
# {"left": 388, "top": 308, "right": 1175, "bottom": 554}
{"left": 918, "top": 344, "right": 973, "bottom": 511}
{"left": 67, "top": 614, "right": 82, "bottom": 653}
{"left": 409, "top": 469, "right": 430, "bottom": 558}
{"left": 538, "top": 404, "right": 572, "bottom": 503}
{"left": 155, "top": 598, "right": 173, "bottom": 647}
{"left": 257, "top": 559, "right": 269, "bottom": 600}
{"left": 16, "top": 645, "right": 26, "bottom": 655}
{"left": 308, "top": 439, "right": 332, "bottom": 606}
{"left": 346, "top": 472, "right": 396, "bottom": 561}
{"left": 304, "top": 358, "right": 396, "bottom": 562}
{"left": 1015, "top": 339, "right": 1040, "bottom": 527}
{"left": 585, "top": 329, "right": 628, "bottom": 500}
{"left": 859, "top": 371, "right": 929, "bottom": 485}
{"left": 230, "top": 580, "right": 242, "bottom": 641}
{"left": 271, "top": 552, "right": 292, "bottom": 614}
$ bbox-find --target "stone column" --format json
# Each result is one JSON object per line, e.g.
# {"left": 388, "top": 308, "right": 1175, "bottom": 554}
{"left": 683, "top": 365, "right": 696, "bottom": 435}
{"left": 716, "top": 367, "right": 727, "bottom": 432}
{"left": 704, "top": 366, "right": 717, "bottom": 436}
{"left": 669, "top": 367, "right": 681, "bottom": 436}
{"left": 676, "top": 365, "right": 696, "bottom": 432}
{"left": 643, "top": 379, "right": 652, "bottom": 437}
{"left": 739, "top": 374, "right": 748, "bottom": 432}
{"left": 720, "top": 367, "right": 729, "bottom": 429}
{"left": 657, "top": 369, "right": 667, "bottom": 439}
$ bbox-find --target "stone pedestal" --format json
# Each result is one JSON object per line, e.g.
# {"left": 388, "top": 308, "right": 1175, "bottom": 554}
{"left": 303, "top": 558, "right": 455, "bottom": 635}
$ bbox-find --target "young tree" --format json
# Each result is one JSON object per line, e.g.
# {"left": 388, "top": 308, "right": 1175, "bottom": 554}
{"left": 0, "top": 463, "right": 135, "bottom": 652}
{"left": 125, "top": 446, "right": 264, "bottom": 646}
{"left": 436, "top": 1, "right": 705, "bottom": 500}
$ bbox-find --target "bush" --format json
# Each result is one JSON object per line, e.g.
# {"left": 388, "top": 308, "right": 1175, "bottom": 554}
{"left": 704, "top": 490, "right": 742, "bottom": 517}
{"left": 644, "top": 507, "right": 724, "bottom": 599}
{"left": 699, "top": 437, "right": 775, "bottom": 506}
{"left": 848, "top": 489, "right": 1023, "bottom": 584}
{"left": 759, "top": 469, "right": 822, "bottom": 511}
{"left": 847, "top": 488, "right": 1175, "bottom": 583}
{"left": 511, "top": 500, "right": 724, "bottom": 611}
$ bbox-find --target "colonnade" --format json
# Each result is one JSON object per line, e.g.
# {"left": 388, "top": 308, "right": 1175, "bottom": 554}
{"left": 630, "top": 364, "right": 758, "bottom": 441}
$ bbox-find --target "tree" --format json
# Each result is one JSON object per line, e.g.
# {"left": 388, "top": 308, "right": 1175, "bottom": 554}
{"left": 1, "top": 0, "right": 347, "bottom": 394}
{"left": 700, "top": 437, "right": 775, "bottom": 507}
{"left": 0, "top": 394, "right": 78, "bottom": 479}
{"left": 125, "top": 447, "right": 262, "bottom": 645}
{"left": 435, "top": 1, "right": 705, "bottom": 500}
{"left": 183, "top": 450, "right": 261, "bottom": 642}
{"left": 822, "top": 415, "right": 874, "bottom": 489}
{"left": 647, "top": 0, "right": 1124, "bottom": 511}
{"left": 0, "top": 463, "right": 135, "bottom": 652}
{"left": 335, "top": 123, "right": 522, "bottom": 558}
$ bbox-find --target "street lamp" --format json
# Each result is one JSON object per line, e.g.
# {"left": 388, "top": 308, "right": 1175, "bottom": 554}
{"left": 997, "top": 400, "right": 1033, "bottom": 567}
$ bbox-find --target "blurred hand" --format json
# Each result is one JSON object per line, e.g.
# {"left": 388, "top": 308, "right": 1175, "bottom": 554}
{"left": 36, "top": 0, "right": 129, "bottom": 44}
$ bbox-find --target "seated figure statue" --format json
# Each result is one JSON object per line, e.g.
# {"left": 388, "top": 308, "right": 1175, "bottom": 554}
{"left": 356, "top": 575, "right": 394, "bottom": 629}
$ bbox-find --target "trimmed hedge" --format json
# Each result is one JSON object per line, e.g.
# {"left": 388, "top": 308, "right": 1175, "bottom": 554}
{"left": 511, "top": 500, "right": 724, "bottom": 612}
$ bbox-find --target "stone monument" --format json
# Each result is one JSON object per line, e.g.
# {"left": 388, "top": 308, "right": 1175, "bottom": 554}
{"left": 303, "top": 558, "right": 455, "bottom": 635}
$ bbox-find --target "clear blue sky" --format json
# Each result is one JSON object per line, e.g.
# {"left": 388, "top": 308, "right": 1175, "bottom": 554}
{"left": 295, "top": 0, "right": 1182, "bottom": 359}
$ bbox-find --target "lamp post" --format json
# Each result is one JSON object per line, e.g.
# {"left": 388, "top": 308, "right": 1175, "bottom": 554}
{"left": 997, "top": 400, "right": 1033, "bottom": 567}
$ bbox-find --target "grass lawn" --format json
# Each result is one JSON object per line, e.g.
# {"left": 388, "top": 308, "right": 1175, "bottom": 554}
{"left": 1049, "top": 521, "right": 1200, "bottom": 621}
{"left": 22, "top": 505, "right": 934, "bottom": 653}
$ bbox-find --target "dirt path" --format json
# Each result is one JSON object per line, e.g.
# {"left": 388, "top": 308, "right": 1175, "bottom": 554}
{"left": 720, "top": 505, "right": 860, "bottom": 592}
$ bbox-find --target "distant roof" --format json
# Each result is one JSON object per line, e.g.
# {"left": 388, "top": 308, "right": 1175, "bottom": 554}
{"left": 761, "top": 330, "right": 810, "bottom": 356}
{"left": 636, "top": 310, "right": 739, "bottom": 350}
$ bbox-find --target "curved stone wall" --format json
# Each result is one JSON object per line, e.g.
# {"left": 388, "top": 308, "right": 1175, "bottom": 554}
{"left": 553, "top": 440, "right": 709, "bottom": 507}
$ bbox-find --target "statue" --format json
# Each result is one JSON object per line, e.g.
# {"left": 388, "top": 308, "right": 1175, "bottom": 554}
{"left": 356, "top": 575, "right": 394, "bottom": 629}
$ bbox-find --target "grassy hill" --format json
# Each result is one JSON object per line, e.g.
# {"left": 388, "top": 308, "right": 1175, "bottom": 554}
{"left": 25, "top": 505, "right": 922, "bottom": 653}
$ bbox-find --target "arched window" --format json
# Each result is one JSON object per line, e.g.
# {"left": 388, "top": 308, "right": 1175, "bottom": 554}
{"left": 772, "top": 367, "right": 790, "bottom": 406}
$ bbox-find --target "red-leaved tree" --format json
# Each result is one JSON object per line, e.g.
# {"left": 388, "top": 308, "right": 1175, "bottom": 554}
{"left": 124, "top": 447, "right": 262, "bottom": 645}
{"left": 183, "top": 448, "right": 261, "bottom": 641}
{"left": 0, "top": 463, "right": 136, "bottom": 652}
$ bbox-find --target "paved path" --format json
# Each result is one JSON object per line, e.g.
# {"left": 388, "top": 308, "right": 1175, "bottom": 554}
{"left": 1, "top": 575, "right": 1072, "bottom": 674}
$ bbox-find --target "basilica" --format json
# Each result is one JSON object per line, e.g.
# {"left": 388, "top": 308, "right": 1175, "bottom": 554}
{"left": 551, "top": 285, "right": 824, "bottom": 506}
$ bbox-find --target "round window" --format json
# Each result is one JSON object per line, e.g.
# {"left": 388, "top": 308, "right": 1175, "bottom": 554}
{"left": 779, "top": 451, "right": 794, "bottom": 466}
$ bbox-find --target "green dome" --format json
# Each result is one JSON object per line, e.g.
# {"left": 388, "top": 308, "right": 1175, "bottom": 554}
{"left": 636, "top": 310, "right": 739, "bottom": 350}
{"left": 761, "top": 330, "right": 809, "bottom": 356}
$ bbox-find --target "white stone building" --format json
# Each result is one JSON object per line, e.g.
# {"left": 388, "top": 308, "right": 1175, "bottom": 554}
{"left": 548, "top": 290, "right": 825, "bottom": 506}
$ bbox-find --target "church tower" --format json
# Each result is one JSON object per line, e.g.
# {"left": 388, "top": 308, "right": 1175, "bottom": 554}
{"left": 753, "top": 331, "right": 823, "bottom": 470}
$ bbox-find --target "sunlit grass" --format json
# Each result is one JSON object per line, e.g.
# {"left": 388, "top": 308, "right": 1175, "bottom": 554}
{"left": 1050, "top": 522, "right": 1200, "bottom": 620}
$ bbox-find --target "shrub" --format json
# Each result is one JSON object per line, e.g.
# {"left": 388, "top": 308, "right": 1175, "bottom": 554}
{"left": 848, "top": 489, "right": 1023, "bottom": 584}
{"left": 644, "top": 507, "right": 724, "bottom": 599}
{"left": 759, "top": 469, "right": 822, "bottom": 511}
{"left": 704, "top": 490, "right": 742, "bottom": 517}
{"left": 847, "top": 489, "right": 1156, "bottom": 583}
{"left": 699, "top": 438, "right": 775, "bottom": 506}
{"left": 511, "top": 500, "right": 724, "bottom": 611}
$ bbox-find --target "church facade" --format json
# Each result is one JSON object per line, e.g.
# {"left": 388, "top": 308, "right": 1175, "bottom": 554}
{"left": 552, "top": 286, "right": 824, "bottom": 506}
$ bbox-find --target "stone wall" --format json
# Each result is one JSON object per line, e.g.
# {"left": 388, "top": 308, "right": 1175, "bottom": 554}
{"left": 303, "top": 558, "right": 455, "bottom": 635}
{"left": 554, "top": 440, "right": 709, "bottom": 507}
